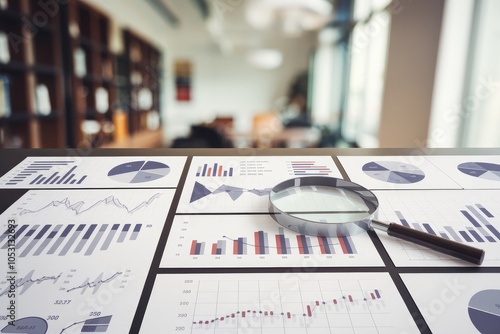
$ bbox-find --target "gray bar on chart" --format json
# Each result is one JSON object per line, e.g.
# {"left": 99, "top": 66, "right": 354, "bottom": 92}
{"left": 85, "top": 225, "right": 108, "bottom": 256}
{"left": 59, "top": 224, "right": 85, "bottom": 256}
{"left": 48, "top": 224, "right": 74, "bottom": 254}
{"left": 217, "top": 240, "right": 226, "bottom": 255}
{"left": 30, "top": 175, "right": 43, "bottom": 184}
{"left": 101, "top": 224, "right": 120, "bottom": 250}
{"left": 44, "top": 172, "right": 59, "bottom": 184}
{"left": 20, "top": 225, "right": 51, "bottom": 257}
{"left": 117, "top": 224, "right": 131, "bottom": 243}
{"left": 74, "top": 224, "right": 97, "bottom": 253}
{"left": 33, "top": 224, "right": 62, "bottom": 256}
{"left": 58, "top": 166, "right": 77, "bottom": 184}
{"left": 2, "top": 225, "right": 29, "bottom": 249}
{"left": 412, "top": 223, "right": 423, "bottom": 231}
{"left": 16, "top": 225, "right": 40, "bottom": 249}
{"left": 467, "top": 206, "right": 497, "bottom": 242}
{"left": 444, "top": 226, "right": 462, "bottom": 242}
{"left": 130, "top": 224, "right": 142, "bottom": 241}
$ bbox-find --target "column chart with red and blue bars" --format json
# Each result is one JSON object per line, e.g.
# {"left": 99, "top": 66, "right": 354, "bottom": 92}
{"left": 196, "top": 162, "right": 234, "bottom": 177}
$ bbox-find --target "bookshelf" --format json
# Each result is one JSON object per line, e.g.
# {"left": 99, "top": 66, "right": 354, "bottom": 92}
{"left": 0, "top": 0, "right": 164, "bottom": 148}
{"left": 0, "top": 0, "right": 66, "bottom": 148}
{"left": 122, "top": 29, "right": 162, "bottom": 140}
{"left": 66, "top": 0, "right": 116, "bottom": 148}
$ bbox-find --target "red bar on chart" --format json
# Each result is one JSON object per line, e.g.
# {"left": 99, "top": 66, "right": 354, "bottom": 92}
{"left": 307, "top": 305, "right": 312, "bottom": 317}
{"left": 190, "top": 240, "right": 197, "bottom": 255}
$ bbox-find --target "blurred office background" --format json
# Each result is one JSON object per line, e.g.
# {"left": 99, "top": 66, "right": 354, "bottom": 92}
{"left": 0, "top": 0, "right": 498, "bottom": 149}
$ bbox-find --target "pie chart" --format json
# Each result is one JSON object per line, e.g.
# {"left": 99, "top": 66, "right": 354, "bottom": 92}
{"left": 108, "top": 161, "right": 170, "bottom": 183}
{"left": 468, "top": 289, "right": 500, "bottom": 334}
{"left": 362, "top": 161, "right": 425, "bottom": 184}
{"left": 458, "top": 162, "right": 500, "bottom": 181}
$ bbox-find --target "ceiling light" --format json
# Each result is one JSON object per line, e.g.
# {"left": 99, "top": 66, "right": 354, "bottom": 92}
{"left": 245, "top": 0, "right": 333, "bottom": 34}
{"left": 246, "top": 49, "right": 283, "bottom": 70}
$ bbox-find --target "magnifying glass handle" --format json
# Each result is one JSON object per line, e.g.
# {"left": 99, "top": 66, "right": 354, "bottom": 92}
{"left": 371, "top": 219, "right": 485, "bottom": 265}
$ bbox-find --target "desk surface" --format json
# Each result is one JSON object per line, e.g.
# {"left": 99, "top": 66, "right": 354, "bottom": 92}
{"left": 1, "top": 147, "right": 500, "bottom": 334}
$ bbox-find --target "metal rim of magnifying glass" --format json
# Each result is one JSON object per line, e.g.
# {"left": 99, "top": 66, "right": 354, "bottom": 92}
{"left": 268, "top": 176, "right": 379, "bottom": 237}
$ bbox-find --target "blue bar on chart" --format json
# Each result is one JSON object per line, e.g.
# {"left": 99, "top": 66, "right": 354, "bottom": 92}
{"left": 233, "top": 237, "right": 247, "bottom": 255}
{"left": 74, "top": 224, "right": 97, "bottom": 253}
{"left": 1, "top": 225, "right": 29, "bottom": 249}
{"left": 190, "top": 240, "right": 205, "bottom": 255}
{"left": 80, "top": 315, "right": 112, "bottom": 333}
{"left": 85, "top": 224, "right": 109, "bottom": 256}
{"left": 33, "top": 224, "right": 62, "bottom": 256}
{"left": 16, "top": 225, "right": 40, "bottom": 249}
{"left": 275, "top": 228, "right": 291, "bottom": 254}
{"left": 196, "top": 163, "right": 234, "bottom": 177}
{"left": 48, "top": 224, "right": 74, "bottom": 254}
{"left": 395, "top": 211, "right": 410, "bottom": 227}
{"left": 59, "top": 224, "right": 86, "bottom": 256}
{"left": 254, "top": 231, "right": 269, "bottom": 255}
{"left": 130, "top": 224, "right": 142, "bottom": 241}
{"left": 211, "top": 240, "right": 226, "bottom": 255}
{"left": 117, "top": 224, "right": 131, "bottom": 243}
{"left": 5, "top": 160, "right": 84, "bottom": 186}
{"left": 465, "top": 205, "right": 500, "bottom": 240}
{"left": 296, "top": 234, "right": 313, "bottom": 254}
{"left": 20, "top": 225, "right": 51, "bottom": 257}
{"left": 101, "top": 224, "right": 120, "bottom": 250}
{"left": 338, "top": 235, "right": 357, "bottom": 254}
{"left": 477, "top": 204, "right": 494, "bottom": 218}
{"left": 317, "top": 236, "right": 336, "bottom": 254}
{"left": 290, "top": 161, "right": 332, "bottom": 176}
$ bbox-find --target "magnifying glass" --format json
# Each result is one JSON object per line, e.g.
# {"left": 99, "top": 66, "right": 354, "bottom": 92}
{"left": 269, "top": 176, "right": 485, "bottom": 265}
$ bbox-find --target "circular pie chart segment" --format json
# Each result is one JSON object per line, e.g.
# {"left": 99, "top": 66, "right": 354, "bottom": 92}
{"left": 362, "top": 161, "right": 425, "bottom": 184}
{"left": 468, "top": 289, "right": 500, "bottom": 334}
{"left": 458, "top": 162, "right": 500, "bottom": 182}
{"left": 108, "top": 161, "right": 170, "bottom": 183}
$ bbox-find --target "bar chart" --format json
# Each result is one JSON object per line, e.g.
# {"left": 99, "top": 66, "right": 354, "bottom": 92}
{"left": 196, "top": 162, "right": 234, "bottom": 177}
{"left": 3, "top": 159, "right": 87, "bottom": 186}
{"left": 161, "top": 214, "right": 384, "bottom": 267}
{"left": 289, "top": 160, "right": 333, "bottom": 176}
{"left": 0, "top": 156, "right": 187, "bottom": 188}
{"left": 178, "top": 156, "right": 342, "bottom": 213}
{"left": 140, "top": 273, "right": 420, "bottom": 334}
{"left": 374, "top": 189, "right": 500, "bottom": 266}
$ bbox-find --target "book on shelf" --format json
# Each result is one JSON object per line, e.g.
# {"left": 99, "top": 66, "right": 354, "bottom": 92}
{"left": 95, "top": 87, "right": 109, "bottom": 113}
{"left": 74, "top": 47, "right": 87, "bottom": 78}
{"left": 35, "top": 83, "right": 52, "bottom": 115}
{"left": 0, "top": 31, "right": 10, "bottom": 64}
{"left": 0, "top": 75, "right": 11, "bottom": 118}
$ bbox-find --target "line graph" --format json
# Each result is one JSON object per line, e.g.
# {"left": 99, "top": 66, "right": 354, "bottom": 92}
{"left": 19, "top": 192, "right": 162, "bottom": 216}
{"left": 66, "top": 271, "right": 123, "bottom": 294}
{"left": 190, "top": 181, "right": 270, "bottom": 203}
{"left": 0, "top": 270, "right": 62, "bottom": 296}
{"left": 140, "top": 273, "right": 420, "bottom": 333}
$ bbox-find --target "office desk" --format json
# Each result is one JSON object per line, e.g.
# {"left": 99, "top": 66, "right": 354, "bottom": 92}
{"left": 1, "top": 148, "right": 500, "bottom": 334}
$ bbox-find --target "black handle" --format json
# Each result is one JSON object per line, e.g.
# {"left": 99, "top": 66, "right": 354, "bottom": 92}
{"left": 387, "top": 223, "right": 485, "bottom": 265}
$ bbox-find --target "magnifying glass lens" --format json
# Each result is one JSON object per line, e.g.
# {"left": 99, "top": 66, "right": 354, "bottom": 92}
{"left": 272, "top": 185, "right": 371, "bottom": 224}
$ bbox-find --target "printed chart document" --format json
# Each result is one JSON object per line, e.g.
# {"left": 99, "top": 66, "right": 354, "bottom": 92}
{"left": 140, "top": 272, "right": 420, "bottom": 334}
{"left": 400, "top": 273, "right": 500, "bottom": 334}
{"left": 0, "top": 189, "right": 175, "bottom": 333}
{"left": 0, "top": 156, "right": 187, "bottom": 189}
{"left": 374, "top": 189, "right": 500, "bottom": 267}
{"left": 426, "top": 155, "right": 500, "bottom": 189}
{"left": 177, "top": 156, "right": 342, "bottom": 213}
{"left": 161, "top": 214, "right": 384, "bottom": 268}
{"left": 338, "top": 156, "right": 461, "bottom": 190}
